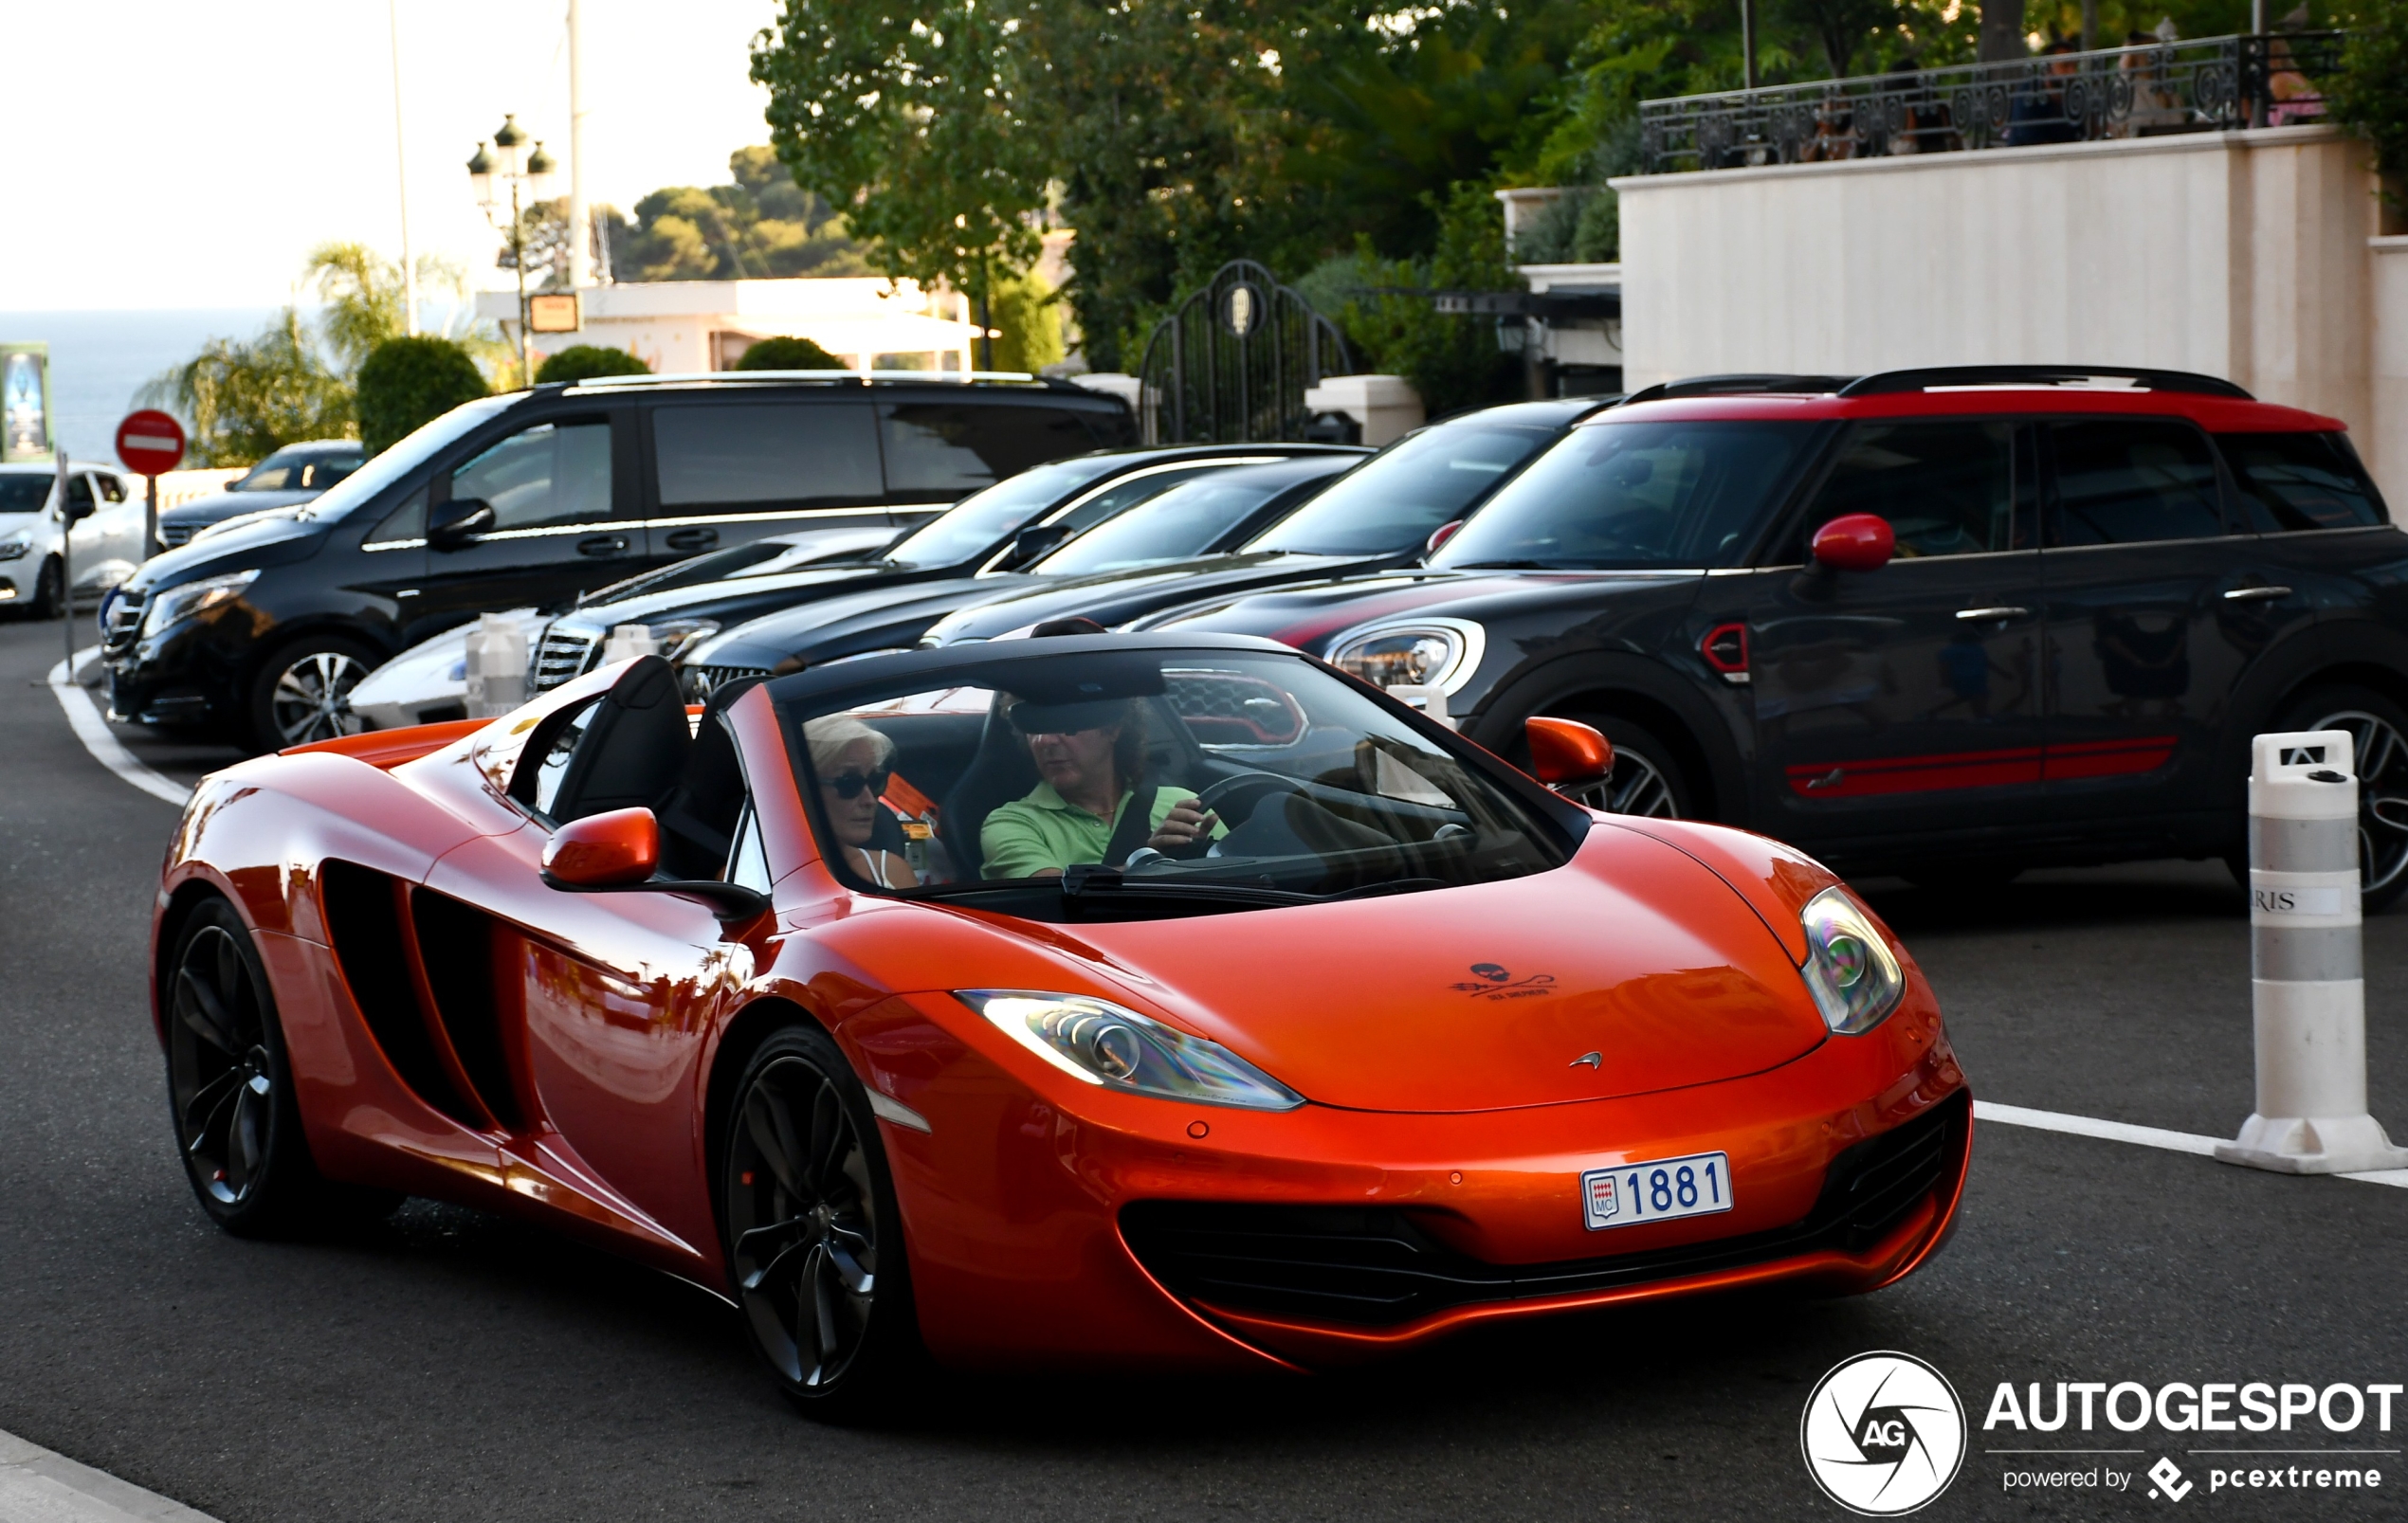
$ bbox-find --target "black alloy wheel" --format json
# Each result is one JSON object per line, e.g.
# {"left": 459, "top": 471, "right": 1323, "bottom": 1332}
{"left": 722, "top": 1024, "right": 919, "bottom": 1417}
{"left": 164, "top": 897, "right": 395, "bottom": 1234}
{"left": 2276, "top": 685, "right": 2408, "bottom": 911}
{"left": 1542, "top": 711, "right": 1691, "bottom": 818}
{"left": 247, "top": 636, "right": 376, "bottom": 751}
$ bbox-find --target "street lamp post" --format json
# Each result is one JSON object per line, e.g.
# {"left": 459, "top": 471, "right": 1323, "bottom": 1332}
{"left": 468, "top": 115, "right": 555, "bottom": 383}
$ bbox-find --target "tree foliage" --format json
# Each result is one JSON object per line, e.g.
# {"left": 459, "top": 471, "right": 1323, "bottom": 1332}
{"left": 356, "top": 337, "right": 489, "bottom": 455}
{"left": 534, "top": 345, "right": 652, "bottom": 385}
{"left": 2328, "top": 0, "right": 2408, "bottom": 193}
{"left": 987, "top": 269, "right": 1067, "bottom": 374}
{"left": 143, "top": 311, "right": 353, "bottom": 467}
{"left": 730, "top": 335, "right": 848, "bottom": 370}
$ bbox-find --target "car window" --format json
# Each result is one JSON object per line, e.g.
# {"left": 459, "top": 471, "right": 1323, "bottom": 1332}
{"left": 1034, "top": 475, "right": 1295, "bottom": 575}
{"left": 65, "top": 476, "right": 95, "bottom": 513}
{"left": 364, "top": 486, "right": 429, "bottom": 548}
{"left": 300, "top": 456, "right": 361, "bottom": 489}
{"left": 524, "top": 697, "right": 604, "bottom": 817}
{"left": 2219, "top": 431, "right": 2386, "bottom": 533}
{"left": 1798, "top": 421, "right": 2020, "bottom": 559}
{"left": 652, "top": 402, "right": 881, "bottom": 511}
{"left": 92, "top": 472, "right": 127, "bottom": 504}
{"left": 880, "top": 403, "right": 1105, "bottom": 494}
{"left": 0, "top": 475, "right": 47, "bottom": 514}
{"left": 779, "top": 647, "right": 1572, "bottom": 913}
{"left": 1249, "top": 426, "right": 1552, "bottom": 555}
{"left": 451, "top": 420, "right": 614, "bottom": 532}
{"left": 235, "top": 463, "right": 295, "bottom": 491}
{"left": 881, "top": 455, "right": 1125, "bottom": 568}
{"left": 2049, "top": 421, "right": 2227, "bottom": 546}
{"left": 1432, "top": 420, "right": 1822, "bottom": 571}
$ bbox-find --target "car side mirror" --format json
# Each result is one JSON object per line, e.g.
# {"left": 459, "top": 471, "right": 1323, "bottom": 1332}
{"left": 429, "top": 497, "right": 497, "bottom": 550}
{"left": 1809, "top": 514, "right": 1894, "bottom": 573}
{"left": 1525, "top": 716, "right": 1613, "bottom": 791}
{"left": 61, "top": 488, "right": 96, "bottom": 526}
{"left": 541, "top": 806, "right": 660, "bottom": 886}
{"left": 1005, "top": 521, "right": 1071, "bottom": 566}
{"left": 539, "top": 804, "right": 771, "bottom": 921}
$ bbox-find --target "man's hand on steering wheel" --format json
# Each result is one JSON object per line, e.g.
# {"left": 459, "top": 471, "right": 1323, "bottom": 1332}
{"left": 1146, "top": 801, "right": 1219, "bottom": 854}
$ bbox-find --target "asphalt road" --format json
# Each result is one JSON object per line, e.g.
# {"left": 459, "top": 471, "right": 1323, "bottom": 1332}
{"left": 2, "top": 616, "right": 2402, "bottom": 1522}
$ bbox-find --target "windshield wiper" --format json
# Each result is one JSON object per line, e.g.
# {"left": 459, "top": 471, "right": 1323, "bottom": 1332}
{"left": 1449, "top": 558, "right": 1552, "bottom": 570}
{"left": 1323, "top": 877, "right": 1452, "bottom": 900}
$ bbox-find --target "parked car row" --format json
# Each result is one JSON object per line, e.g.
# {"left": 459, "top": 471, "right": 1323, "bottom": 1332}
{"left": 0, "top": 461, "right": 146, "bottom": 616}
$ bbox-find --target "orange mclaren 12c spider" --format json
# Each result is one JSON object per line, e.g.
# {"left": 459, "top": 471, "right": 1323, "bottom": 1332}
{"left": 154, "top": 632, "right": 1970, "bottom": 1415}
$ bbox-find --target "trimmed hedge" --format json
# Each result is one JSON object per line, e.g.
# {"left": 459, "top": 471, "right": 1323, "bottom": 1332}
{"left": 730, "top": 335, "right": 846, "bottom": 371}
{"left": 535, "top": 344, "right": 652, "bottom": 385}
{"left": 356, "top": 337, "right": 489, "bottom": 454}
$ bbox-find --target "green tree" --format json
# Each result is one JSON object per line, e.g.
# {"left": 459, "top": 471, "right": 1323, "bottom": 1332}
{"left": 988, "top": 269, "right": 1067, "bottom": 373}
{"left": 142, "top": 310, "right": 353, "bottom": 466}
{"left": 730, "top": 335, "right": 848, "bottom": 370}
{"left": 356, "top": 337, "right": 488, "bottom": 454}
{"left": 2330, "top": 0, "right": 2408, "bottom": 209}
{"left": 534, "top": 345, "right": 651, "bottom": 384}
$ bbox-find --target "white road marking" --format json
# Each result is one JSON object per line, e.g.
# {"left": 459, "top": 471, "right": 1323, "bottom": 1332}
{"left": 45, "top": 646, "right": 194, "bottom": 810}
{"left": 0, "top": 1427, "right": 220, "bottom": 1523}
{"left": 1976, "top": 1099, "right": 2408, "bottom": 1188}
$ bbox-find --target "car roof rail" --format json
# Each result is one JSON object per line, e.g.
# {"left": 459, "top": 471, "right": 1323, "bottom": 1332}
{"left": 1619, "top": 373, "right": 1858, "bottom": 405}
{"left": 565, "top": 369, "right": 1051, "bottom": 390}
{"left": 1837, "top": 365, "right": 2253, "bottom": 399}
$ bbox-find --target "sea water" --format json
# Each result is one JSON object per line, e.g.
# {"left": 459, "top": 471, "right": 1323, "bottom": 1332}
{"left": 0, "top": 308, "right": 281, "bottom": 463}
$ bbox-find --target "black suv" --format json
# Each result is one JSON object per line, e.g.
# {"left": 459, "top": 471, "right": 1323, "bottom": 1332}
{"left": 101, "top": 375, "right": 1131, "bottom": 749}
{"left": 1155, "top": 369, "right": 2408, "bottom": 900}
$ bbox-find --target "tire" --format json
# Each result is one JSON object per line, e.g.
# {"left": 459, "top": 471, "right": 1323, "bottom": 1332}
{"left": 1537, "top": 710, "right": 1695, "bottom": 818}
{"left": 22, "top": 555, "right": 63, "bottom": 621}
{"left": 2270, "top": 684, "right": 2408, "bottom": 912}
{"left": 721, "top": 1023, "right": 922, "bottom": 1421}
{"left": 164, "top": 897, "right": 400, "bottom": 1236}
{"left": 245, "top": 634, "right": 377, "bottom": 752}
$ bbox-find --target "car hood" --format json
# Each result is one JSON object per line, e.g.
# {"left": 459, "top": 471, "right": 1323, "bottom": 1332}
{"left": 924, "top": 553, "right": 1372, "bottom": 644}
{"left": 693, "top": 574, "right": 1040, "bottom": 668}
{"left": 939, "top": 825, "right": 1826, "bottom": 1114}
{"left": 161, "top": 488, "right": 316, "bottom": 522}
{"left": 119, "top": 512, "right": 328, "bottom": 593}
{"left": 1149, "top": 569, "right": 1703, "bottom": 655}
{"left": 578, "top": 560, "right": 930, "bottom": 627}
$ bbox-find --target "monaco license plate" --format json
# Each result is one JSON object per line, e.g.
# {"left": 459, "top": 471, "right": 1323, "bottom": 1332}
{"left": 1580, "top": 1151, "right": 1733, "bottom": 1231}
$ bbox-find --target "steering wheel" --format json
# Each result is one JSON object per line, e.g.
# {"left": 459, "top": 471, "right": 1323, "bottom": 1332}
{"left": 1193, "top": 771, "right": 1307, "bottom": 827}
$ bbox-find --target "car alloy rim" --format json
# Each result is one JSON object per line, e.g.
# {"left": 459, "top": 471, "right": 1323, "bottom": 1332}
{"left": 167, "top": 926, "right": 273, "bottom": 1206}
{"left": 1565, "top": 742, "right": 1680, "bottom": 818}
{"left": 271, "top": 650, "right": 368, "bottom": 746}
{"left": 727, "top": 1054, "right": 879, "bottom": 1389}
{"left": 2310, "top": 708, "right": 2408, "bottom": 897}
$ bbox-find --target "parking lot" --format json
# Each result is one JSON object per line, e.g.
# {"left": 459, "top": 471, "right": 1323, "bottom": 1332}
{"left": 2, "top": 614, "right": 2402, "bottom": 1522}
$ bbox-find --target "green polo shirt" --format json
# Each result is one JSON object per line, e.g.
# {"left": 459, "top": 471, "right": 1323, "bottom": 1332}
{"left": 979, "top": 782, "right": 1223, "bottom": 879}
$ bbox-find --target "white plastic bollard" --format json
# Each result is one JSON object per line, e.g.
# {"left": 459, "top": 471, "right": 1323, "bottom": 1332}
{"left": 2216, "top": 730, "right": 2408, "bottom": 1174}
{"left": 462, "top": 612, "right": 529, "bottom": 719}
{"left": 598, "top": 622, "right": 659, "bottom": 666}
{"left": 1385, "top": 682, "right": 1453, "bottom": 730}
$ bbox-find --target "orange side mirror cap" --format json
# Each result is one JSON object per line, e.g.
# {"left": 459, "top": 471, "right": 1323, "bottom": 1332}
{"left": 541, "top": 806, "right": 661, "bottom": 887}
{"left": 1525, "top": 716, "right": 1613, "bottom": 790}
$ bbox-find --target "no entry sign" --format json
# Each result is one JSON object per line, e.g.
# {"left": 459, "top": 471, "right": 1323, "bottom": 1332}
{"left": 116, "top": 410, "right": 186, "bottom": 476}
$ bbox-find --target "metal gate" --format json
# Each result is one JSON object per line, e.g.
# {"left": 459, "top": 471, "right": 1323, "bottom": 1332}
{"left": 1136, "top": 260, "right": 1353, "bottom": 444}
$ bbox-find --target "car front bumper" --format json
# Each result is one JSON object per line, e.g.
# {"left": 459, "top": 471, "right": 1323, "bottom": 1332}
{"left": 841, "top": 985, "right": 1969, "bottom": 1373}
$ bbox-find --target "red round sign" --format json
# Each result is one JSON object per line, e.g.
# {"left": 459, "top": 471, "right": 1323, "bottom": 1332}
{"left": 116, "top": 409, "right": 186, "bottom": 476}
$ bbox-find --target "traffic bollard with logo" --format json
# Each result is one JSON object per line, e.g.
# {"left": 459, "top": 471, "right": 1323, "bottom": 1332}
{"left": 463, "top": 612, "right": 530, "bottom": 719}
{"left": 2216, "top": 730, "right": 2408, "bottom": 1173}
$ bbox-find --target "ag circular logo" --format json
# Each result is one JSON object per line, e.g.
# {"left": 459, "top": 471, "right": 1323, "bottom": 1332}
{"left": 1799, "top": 1351, "right": 1966, "bottom": 1514}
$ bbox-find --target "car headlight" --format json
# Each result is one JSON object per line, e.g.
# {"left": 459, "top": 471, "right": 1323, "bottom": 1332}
{"left": 958, "top": 990, "right": 1305, "bottom": 1111}
{"left": 1329, "top": 619, "right": 1485, "bottom": 694}
{"left": 644, "top": 617, "right": 720, "bottom": 663}
{"left": 142, "top": 570, "right": 259, "bottom": 636}
{"left": 0, "top": 535, "right": 30, "bottom": 561}
{"left": 1798, "top": 886, "right": 1905, "bottom": 1035}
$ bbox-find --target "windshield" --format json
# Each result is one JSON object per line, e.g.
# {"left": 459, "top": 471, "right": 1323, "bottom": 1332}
{"left": 296, "top": 397, "right": 517, "bottom": 522}
{"left": 1244, "top": 424, "right": 1558, "bottom": 556}
{"left": 0, "top": 474, "right": 48, "bottom": 515}
{"left": 883, "top": 455, "right": 1120, "bottom": 568}
{"left": 1031, "top": 471, "right": 1307, "bottom": 576}
{"left": 778, "top": 646, "right": 1573, "bottom": 919}
{"left": 1431, "top": 419, "right": 1824, "bottom": 571}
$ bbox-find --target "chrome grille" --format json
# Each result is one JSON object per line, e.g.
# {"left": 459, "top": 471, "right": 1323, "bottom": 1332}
{"left": 533, "top": 626, "right": 600, "bottom": 690}
{"left": 101, "top": 593, "right": 146, "bottom": 653}
{"left": 158, "top": 523, "right": 196, "bottom": 548}
{"left": 684, "top": 664, "right": 773, "bottom": 701}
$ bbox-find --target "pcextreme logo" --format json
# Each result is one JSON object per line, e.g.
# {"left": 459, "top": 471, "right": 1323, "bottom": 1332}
{"left": 1801, "top": 1351, "right": 1969, "bottom": 1514}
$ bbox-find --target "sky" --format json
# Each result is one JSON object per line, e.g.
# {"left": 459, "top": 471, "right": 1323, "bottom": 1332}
{"left": 3, "top": 0, "right": 783, "bottom": 312}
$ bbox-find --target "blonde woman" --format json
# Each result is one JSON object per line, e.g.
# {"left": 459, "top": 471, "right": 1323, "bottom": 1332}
{"left": 802, "top": 716, "right": 918, "bottom": 888}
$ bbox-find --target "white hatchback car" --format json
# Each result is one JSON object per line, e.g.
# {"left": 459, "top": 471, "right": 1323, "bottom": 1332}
{"left": 0, "top": 462, "right": 147, "bottom": 617}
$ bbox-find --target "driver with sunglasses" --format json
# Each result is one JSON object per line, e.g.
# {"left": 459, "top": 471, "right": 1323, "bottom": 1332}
{"left": 801, "top": 716, "right": 920, "bottom": 888}
{"left": 980, "top": 696, "right": 1224, "bottom": 880}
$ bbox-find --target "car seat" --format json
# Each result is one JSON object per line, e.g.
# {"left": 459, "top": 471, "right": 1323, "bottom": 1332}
{"left": 543, "top": 657, "right": 692, "bottom": 824}
{"left": 938, "top": 698, "right": 1042, "bottom": 880}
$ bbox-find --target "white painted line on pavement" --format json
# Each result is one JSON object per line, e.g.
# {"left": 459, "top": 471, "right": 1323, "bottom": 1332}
{"left": 1976, "top": 1099, "right": 2408, "bottom": 1188}
{"left": 0, "top": 1426, "right": 220, "bottom": 1523}
{"left": 45, "top": 646, "right": 193, "bottom": 810}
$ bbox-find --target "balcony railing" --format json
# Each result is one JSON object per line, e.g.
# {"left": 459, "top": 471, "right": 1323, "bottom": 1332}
{"left": 1637, "top": 32, "right": 2344, "bottom": 173}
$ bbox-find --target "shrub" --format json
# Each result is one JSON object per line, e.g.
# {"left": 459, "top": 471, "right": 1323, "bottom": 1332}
{"left": 534, "top": 345, "right": 651, "bottom": 385}
{"left": 731, "top": 335, "right": 847, "bottom": 371}
{"left": 356, "top": 336, "right": 490, "bottom": 455}
{"left": 2328, "top": 0, "right": 2408, "bottom": 214}
{"left": 986, "top": 270, "right": 1067, "bottom": 374}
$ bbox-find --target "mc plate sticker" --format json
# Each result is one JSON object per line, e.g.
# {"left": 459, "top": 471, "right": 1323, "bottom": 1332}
{"left": 1581, "top": 1151, "right": 1733, "bottom": 1230}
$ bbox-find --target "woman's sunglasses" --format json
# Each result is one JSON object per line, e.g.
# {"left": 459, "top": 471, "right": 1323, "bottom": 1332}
{"left": 821, "top": 769, "right": 892, "bottom": 800}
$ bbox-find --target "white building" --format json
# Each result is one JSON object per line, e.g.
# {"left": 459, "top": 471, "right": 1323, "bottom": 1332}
{"left": 474, "top": 277, "right": 989, "bottom": 376}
